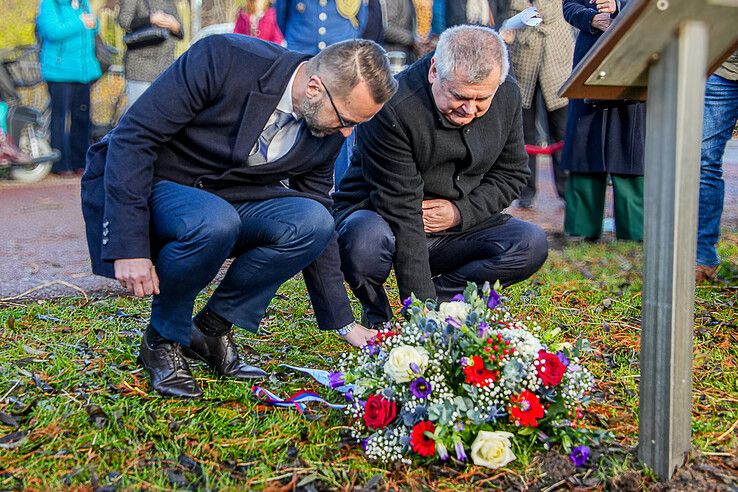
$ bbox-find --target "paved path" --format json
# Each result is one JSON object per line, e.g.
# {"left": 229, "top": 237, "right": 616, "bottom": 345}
{"left": 1, "top": 141, "right": 736, "bottom": 299}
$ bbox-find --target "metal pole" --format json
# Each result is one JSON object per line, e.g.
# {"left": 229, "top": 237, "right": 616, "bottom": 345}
{"left": 191, "top": 0, "right": 202, "bottom": 38}
{"left": 639, "top": 20, "right": 708, "bottom": 479}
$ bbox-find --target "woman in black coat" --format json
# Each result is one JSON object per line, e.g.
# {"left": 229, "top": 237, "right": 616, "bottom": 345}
{"left": 561, "top": 0, "right": 645, "bottom": 241}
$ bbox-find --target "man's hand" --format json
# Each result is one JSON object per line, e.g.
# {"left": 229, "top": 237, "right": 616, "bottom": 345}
{"left": 422, "top": 199, "right": 461, "bottom": 233}
{"left": 341, "top": 323, "right": 379, "bottom": 348}
{"left": 114, "top": 258, "right": 160, "bottom": 297}
{"left": 591, "top": 0, "right": 617, "bottom": 14}
{"left": 150, "top": 11, "right": 180, "bottom": 34}
{"left": 80, "top": 13, "right": 97, "bottom": 29}
{"left": 591, "top": 12, "right": 613, "bottom": 31}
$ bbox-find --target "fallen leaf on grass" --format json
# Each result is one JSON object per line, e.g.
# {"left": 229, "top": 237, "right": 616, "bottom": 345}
{"left": 86, "top": 404, "right": 109, "bottom": 429}
{"left": 0, "top": 412, "right": 20, "bottom": 428}
{"left": 31, "top": 373, "right": 54, "bottom": 393}
{"left": 36, "top": 314, "right": 62, "bottom": 323}
{"left": 167, "top": 468, "right": 188, "bottom": 488}
{"left": 0, "top": 430, "right": 27, "bottom": 449}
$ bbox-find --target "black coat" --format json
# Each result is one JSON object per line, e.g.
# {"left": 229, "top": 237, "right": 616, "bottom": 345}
{"left": 561, "top": 0, "right": 645, "bottom": 175}
{"left": 333, "top": 54, "right": 529, "bottom": 301}
{"left": 81, "top": 35, "right": 353, "bottom": 330}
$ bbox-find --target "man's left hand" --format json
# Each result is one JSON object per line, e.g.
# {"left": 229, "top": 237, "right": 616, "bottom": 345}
{"left": 422, "top": 199, "right": 461, "bottom": 233}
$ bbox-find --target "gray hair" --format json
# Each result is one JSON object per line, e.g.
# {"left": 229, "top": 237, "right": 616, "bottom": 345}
{"left": 434, "top": 25, "right": 509, "bottom": 84}
{"left": 307, "top": 39, "right": 398, "bottom": 104}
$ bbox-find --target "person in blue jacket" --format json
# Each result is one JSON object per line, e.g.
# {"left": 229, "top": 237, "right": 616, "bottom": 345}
{"left": 37, "top": 0, "right": 102, "bottom": 176}
{"left": 276, "top": 0, "right": 382, "bottom": 55}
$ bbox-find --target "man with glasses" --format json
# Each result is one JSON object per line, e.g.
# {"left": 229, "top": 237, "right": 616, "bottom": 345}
{"left": 333, "top": 25, "right": 548, "bottom": 328}
{"left": 81, "top": 35, "right": 397, "bottom": 399}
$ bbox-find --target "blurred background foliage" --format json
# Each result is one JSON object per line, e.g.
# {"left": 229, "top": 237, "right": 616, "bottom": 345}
{"left": 0, "top": 0, "right": 241, "bottom": 51}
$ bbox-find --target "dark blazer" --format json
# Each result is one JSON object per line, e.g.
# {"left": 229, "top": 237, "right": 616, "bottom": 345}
{"left": 333, "top": 54, "right": 529, "bottom": 302}
{"left": 561, "top": 0, "right": 645, "bottom": 175}
{"left": 81, "top": 35, "right": 353, "bottom": 330}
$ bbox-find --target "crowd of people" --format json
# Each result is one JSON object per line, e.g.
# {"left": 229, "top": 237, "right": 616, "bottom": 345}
{"left": 22, "top": 0, "right": 737, "bottom": 397}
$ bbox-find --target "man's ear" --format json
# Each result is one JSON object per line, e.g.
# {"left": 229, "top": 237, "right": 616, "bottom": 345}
{"left": 428, "top": 58, "right": 438, "bottom": 85}
{"left": 305, "top": 75, "right": 323, "bottom": 100}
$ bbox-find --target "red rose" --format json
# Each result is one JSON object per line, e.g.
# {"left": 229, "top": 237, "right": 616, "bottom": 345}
{"left": 509, "top": 390, "right": 545, "bottom": 427}
{"left": 536, "top": 350, "right": 566, "bottom": 386}
{"left": 363, "top": 394, "right": 397, "bottom": 430}
{"left": 463, "top": 355, "right": 498, "bottom": 387}
{"left": 410, "top": 420, "right": 436, "bottom": 457}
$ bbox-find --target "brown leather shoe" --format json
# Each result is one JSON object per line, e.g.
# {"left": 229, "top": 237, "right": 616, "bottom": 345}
{"left": 183, "top": 322, "right": 267, "bottom": 380}
{"left": 695, "top": 264, "right": 718, "bottom": 283}
{"left": 138, "top": 326, "right": 203, "bottom": 399}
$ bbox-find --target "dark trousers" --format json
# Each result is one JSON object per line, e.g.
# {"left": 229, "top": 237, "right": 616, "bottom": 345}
{"left": 148, "top": 180, "right": 335, "bottom": 346}
{"left": 521, "top": 86, "right": 568, "bottom": 201}
{"left": 337, "top": 210, "right": 549, "bottom": 325}
{"left": 564, "top": 173, "right": 644, "bottom": 241}
{"left": 46, "top": 81, "right": 91, "bottom": 173}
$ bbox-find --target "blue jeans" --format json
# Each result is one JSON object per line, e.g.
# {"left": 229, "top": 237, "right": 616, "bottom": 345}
{"left": 46, "top": 81, "right": 91, "bottom": 173}
{"left": 697, "top": 74, "right": 738, "bottom": 267}
{"left": 149, "top": 180, "right": 335, "bottom": 345}
{"left": 337, "top": 210, "right": 548, "bottom": 325}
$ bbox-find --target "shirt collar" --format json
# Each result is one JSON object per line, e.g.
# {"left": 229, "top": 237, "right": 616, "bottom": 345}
{"left": 277, "top": 62, "right": 305, "bottom": 120}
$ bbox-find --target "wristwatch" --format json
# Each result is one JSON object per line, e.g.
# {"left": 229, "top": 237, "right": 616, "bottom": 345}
{"left": 336, "top": 321, "right": 357, "bottom": 337}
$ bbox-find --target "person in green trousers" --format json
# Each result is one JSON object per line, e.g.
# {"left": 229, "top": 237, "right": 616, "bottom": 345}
{"left": 561, "top": 0, "right": 645, "bottom": 242}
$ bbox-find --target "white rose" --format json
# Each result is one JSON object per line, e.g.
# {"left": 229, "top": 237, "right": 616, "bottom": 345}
{"left": 438, "top": 301, "right": 472, "bottom": 322}
{"left": 470, "top": 431, "right": 516, "bottom": 469}
{"left": 383, "top": 345, "right": 429, "bottom": 383}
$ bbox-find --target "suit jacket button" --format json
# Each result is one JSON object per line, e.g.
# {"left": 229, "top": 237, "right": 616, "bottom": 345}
{"left": 102, "top": 238, "right": 109, "bottom": 245}
{"left": 102, "top": 228, "right": 109, "bottom": 236}
{"left": 102, "top": 220, "right": 109, "bottom": 227}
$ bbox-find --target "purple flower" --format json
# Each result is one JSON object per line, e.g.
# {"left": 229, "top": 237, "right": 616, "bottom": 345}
{"left": 451, "top": 293, "right": 466, "bottom": 302}
{"left": 328, "top": 371, "right": 345, "bottom": 389}
{"left": 454, "top": 441, "right": 467, "bottom": 461}
{"left": 436, "top": 441, "right": 449, "bottom": 461}
{"left": 569, "top": 445, "right": 590, "bottom": 467}
{"left": 459, "top": 357, "right": 472, "bottom": 367}
{"left": 402, "top": 297, "right": 413, "bottom": 308}
{"left": 344, "top": 390, "right": 354, "bottom": 403}
{"left": 478, "top": 321, "right": 489, "bottom": 338}
{"left": 454, "top": 422, "right": 465, "bottom": 432}
{"left": 409, "top": 362, "right": 421, "bottom": 374}
{"left": 446, "top": 316, "right": 462, "bottom": 329}
{"left": 409, "top": 377, "right": 432, "bottom": 399}
{"left": 487, "top": 290, "right": 502, "bottom": 309}
{"left": 361, "top": 438, "right": 370, "bottom": 451}
{"left": 363, "top": 344, "right": 380, "bottom": 356}
{"left": 557, "top": 351, "right": 570, "bottom": 367}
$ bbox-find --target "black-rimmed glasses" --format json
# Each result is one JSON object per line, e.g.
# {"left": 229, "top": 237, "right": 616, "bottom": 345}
{"left": 321, "top": 80, "right": 357, "bottom": 129}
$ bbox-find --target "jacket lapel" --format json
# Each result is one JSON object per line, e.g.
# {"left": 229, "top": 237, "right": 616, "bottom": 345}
{"left": 230, "top": 49, "right": 309, "bottom": 163}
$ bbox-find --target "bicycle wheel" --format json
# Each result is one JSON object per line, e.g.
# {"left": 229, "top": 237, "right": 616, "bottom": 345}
{"left": 10, "top": 122, "right": 55, "bottom": 182}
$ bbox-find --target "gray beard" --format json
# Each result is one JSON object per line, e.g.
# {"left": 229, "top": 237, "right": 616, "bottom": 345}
{"left": 298, "top": 98, "right": 333, "bottom": 138}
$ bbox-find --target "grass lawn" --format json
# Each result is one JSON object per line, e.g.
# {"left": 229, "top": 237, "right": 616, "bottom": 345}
{"left": 1, "top": 233, "right": 736, "bottom": 490}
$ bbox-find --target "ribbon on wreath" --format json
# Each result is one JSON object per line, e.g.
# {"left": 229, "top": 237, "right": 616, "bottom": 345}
{"left": 251, "top": 364, "right": 352, "bottom": 414}
{"left": 252, "top": 386, "right": 347, "bottom": 414}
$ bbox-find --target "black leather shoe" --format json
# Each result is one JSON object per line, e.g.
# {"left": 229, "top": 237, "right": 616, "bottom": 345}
{"left": 138, "top": 326, "right": 203, "bottom": 399}
{"left": 183, "top": 323, "right": 267, "bottom": 380}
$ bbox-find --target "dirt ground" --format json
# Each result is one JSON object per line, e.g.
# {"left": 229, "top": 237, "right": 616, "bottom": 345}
{"left": 1, "top": 141, "right": 737, "bottom": 299}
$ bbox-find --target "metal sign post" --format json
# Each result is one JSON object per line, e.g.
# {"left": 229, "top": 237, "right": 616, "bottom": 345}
{"left": 639, "top": 20, "right": 707, "bottom": 479}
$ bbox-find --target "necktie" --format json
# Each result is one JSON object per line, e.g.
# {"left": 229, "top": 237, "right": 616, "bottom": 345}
{"left": 247, "top": 110, "right": 294, "bottom": 166}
